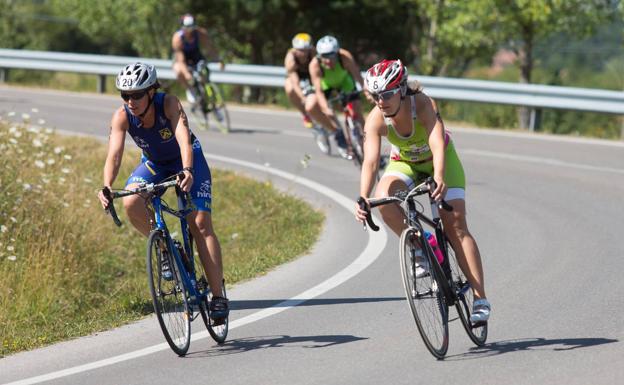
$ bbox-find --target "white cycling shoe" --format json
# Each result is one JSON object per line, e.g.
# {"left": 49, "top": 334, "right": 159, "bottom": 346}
{"left": 470, "top": 298, "right": 491, "bottom": 323}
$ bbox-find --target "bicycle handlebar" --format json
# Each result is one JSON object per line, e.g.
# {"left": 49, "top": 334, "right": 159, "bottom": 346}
{"left": 328, "top": 90, "right": 362, "bottom": 106}
{"left": 358, "top": 177, "right": 453, "bottom": 232}
{"left": 103, "top": 173, "right": 185, "bottom": 227}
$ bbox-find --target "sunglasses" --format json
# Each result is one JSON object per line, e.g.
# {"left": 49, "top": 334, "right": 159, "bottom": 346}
{"left": 120, "top": 90, "right": 147, "bottom": 102}
{"left": 371, "top": 88, "right": 401, "bottom": 102}
{"left": 319, "top": 53, "right": 337, "bottom": 59}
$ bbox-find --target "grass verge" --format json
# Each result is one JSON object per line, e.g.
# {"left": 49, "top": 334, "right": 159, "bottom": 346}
{"left": 0, "top": 119, "right": 324, "bottom": 357}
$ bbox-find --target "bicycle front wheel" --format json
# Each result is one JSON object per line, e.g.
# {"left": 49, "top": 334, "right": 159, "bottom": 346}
{"left": 399, "top": 227, "right": 449, "bottom": 358}
{"left": 445, "top": 241, "right": 488, "bottom": 346}
{"left": 206, "top": 82, "right": 231, "bottom": 133}
{"left": 146, "top": 230, "right": 191, "bottom": 356}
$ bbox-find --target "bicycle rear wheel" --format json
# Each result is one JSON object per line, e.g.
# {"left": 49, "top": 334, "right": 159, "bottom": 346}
{"left": 199, "top": 279, "right": 229, "bottom": 344}
{"left": 147, "top": 230, "right": 191, "bottom": 356}
{"left": 399, "top": 227, "right": 449, "bottom": 358}
{"left": 206, "top": 82, "right": 231, "bottom": 133}
{"left": 445, "top": 241, "right": 488, "bottom": 346}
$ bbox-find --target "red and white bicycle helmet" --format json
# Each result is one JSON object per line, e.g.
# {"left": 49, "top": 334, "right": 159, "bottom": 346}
{"left": 365, "top": 59, "right": 408, "bottom": 95}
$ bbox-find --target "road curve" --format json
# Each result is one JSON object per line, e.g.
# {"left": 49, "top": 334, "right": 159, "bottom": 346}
{"left": 0, "top": 86, "right": 623, "bottom": 385}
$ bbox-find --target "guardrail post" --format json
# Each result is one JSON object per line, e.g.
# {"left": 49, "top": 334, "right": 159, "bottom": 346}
{"left": 0, "top": 68, "right": 7, "bottom": 83}
{"left": 529, "top": 108, "right": 542, "bottom": 132}
{"left": 97, "top": 74, "right": 106, "bottom": 93}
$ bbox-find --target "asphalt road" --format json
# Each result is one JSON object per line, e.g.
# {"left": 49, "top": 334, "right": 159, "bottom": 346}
{"left": 1, "top": 86, "right": 623, "bottom": 385}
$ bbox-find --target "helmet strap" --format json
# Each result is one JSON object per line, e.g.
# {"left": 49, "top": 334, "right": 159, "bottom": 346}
{"left": 383, "top": 100, "right": 402, "bottom": 118}
{"left": 137, "top": 91, "right": 154, "bottom": 120}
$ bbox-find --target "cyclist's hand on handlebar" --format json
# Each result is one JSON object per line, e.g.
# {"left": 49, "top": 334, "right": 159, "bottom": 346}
{"left": 431, "top": 175, "right": 447, "bottom": 203}
{"left": 98, "top": 186, "right": 112, "bottom": 210}
{"left": 177, "top": 170, "right": 194, "bottom": 192}
{"left": 355, "top": 198, "right": 370, "bottom": 224}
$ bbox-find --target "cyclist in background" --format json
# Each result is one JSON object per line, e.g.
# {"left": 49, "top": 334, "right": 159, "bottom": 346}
{"left": 307, "top": 35, "right": 373, "bottom": 158}
{"left": 284, "top": 33, "right": 316, "bottom": 129}
{"left": 354, "top": 59, "right": 491, "bottom": 323}
{"left": 172, "top": 13, "right": 223, "bottom": 104}
{"left": 97, "top": 62, "right": 229, "bottom": 321}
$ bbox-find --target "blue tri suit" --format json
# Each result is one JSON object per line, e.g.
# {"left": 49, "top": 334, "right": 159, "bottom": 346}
{"left": 124, "top": 92, "right": 212, "bottom": 212}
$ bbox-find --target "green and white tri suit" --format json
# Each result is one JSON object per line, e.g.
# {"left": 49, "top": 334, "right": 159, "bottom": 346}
{"left": 320, "top": 56, "right": 356, "bottom": 95}
{"left": 383, "top": 94, "right": 466, "bottom": 201}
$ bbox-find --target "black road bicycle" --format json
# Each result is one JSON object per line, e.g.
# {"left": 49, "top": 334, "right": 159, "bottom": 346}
{"left": 188, "top": 60, "right": 231, "bottom": 133}
{"left": 358, "top": 177, "right": 487, "bottom": 358}
{"left": 103, "top": 174, "right": 228, "bottom": 355}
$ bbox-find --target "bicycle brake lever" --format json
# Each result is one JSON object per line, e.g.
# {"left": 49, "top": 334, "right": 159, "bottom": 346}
{"left": 357, "top": 197, "right": 380, "bottom": 232}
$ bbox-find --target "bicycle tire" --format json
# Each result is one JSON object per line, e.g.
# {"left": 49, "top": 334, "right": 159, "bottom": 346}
{"left": 146, "top": 230, "right": 191, "bottom": 356}
{"left": 206, "top": 82, "right": 231, "bottom": 134}
{"left": 347, "top": 118, "right": 364, "bottom": 167}
{"left": 199, "top": 279, "right": 229, "bottom": 344}
{"left": 445, "top": 241, "right": 488, "bottom": 346}
{"left": 188, "top": 83, "right": 209, "bottom": 130}
{"left": 399, "top": 227, "right": 449, "bottom": 358}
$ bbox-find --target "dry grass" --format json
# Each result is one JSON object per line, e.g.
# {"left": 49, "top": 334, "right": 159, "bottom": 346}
{"left": 0, "top": 118, "right": 323, "bottom": 356}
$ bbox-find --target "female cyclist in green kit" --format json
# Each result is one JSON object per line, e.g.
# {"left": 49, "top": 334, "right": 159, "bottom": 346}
{"left": 355, "top": 59, "right": 491, "bottom": 323}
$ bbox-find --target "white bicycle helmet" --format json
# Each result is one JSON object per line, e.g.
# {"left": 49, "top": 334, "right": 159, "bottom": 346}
{"left": 115, "top": 62, "right": 158, "bottom": 91}
{"left": 292, "top": 33, "right": 312, "bottom": 50}
{"left": 181, "top": 13, "right": 195, "bottom": 28}
{"left": 365, "top": 59, "right": 408, "bottom": 95}
{"left": 316, "top": 35, "right": 339, "bottom": 56}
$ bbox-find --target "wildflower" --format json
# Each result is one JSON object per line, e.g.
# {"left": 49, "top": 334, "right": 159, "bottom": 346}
{"left": 7, "top": 246, "right": 14, "bottom": 252}
{"left": 46, "top": 159, "right": 55, "bottom": 165}
{"left": 32, "top": 139, "right": 43, "bottom": 147}
{"left": 31, "top": 108, "right": 39, "bottom": 113}
{"left": 23, "top": 184, "right": 32, "bottom": 191}
{"left": 61, "top": 168, "right": 71, "bottom": 174}
{"left": 45, "top": 128, "right": 53, "bottom": 134}
{"left": 0, "top": 225, "right": 7, "bottom": 233}
{"left": 37, "top": 119, "right": 46, "bottom": 125}
{"left": 84, "top": 177, "right": 92, "bottom": 183}
{"left": 8, "top": 138, "right": 17, "bottom": 145}
{"left": 7, "top": 112, "right": 15, "bottom": 117}
{"left": 54, "top": 147, "right": 63, "bottom": 154}
{"left": 34, "top": 160, "right": 45, "bottom": 169}
{"left": 9, "top": 217, "right": 16, "bottom": 223}
{"left": 42, "top": 178, "right": 50, "bottom": 184}
{"left": 7, "top": 256, "right": 16, "bottom": 261}
{"left": 59, "top": 177, "right": 66, "bottom": 183}
{"left": 21, "top": 113, "right": 31, "bottom": 120}
{"left": 231, "top": 233, "right": 239, "bottom": 240}
{"left": 27, "top": 126, "right": 41, "bottom": 134}
{"left": 64, "top": 154, "right": 72, "bottom": 160}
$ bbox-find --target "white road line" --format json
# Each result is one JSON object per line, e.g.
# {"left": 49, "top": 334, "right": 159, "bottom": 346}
{"left": 4, "top": 154, "right": 388, "bottom": 385}
{"left": 463, "top": 148, "right": 624, "bottom": 175}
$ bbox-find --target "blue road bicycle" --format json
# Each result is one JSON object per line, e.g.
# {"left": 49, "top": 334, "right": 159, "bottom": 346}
{"left": 103, "top": 174, "right": 228, "bottom": 355}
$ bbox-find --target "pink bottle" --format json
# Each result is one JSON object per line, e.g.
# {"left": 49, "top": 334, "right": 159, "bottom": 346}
{"left": 425, "top": 231, "right": 444, "bottom": 264}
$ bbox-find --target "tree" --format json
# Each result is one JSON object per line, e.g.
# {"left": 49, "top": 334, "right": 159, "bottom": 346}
{"left": 493, "top": 0, "right": 620, "bottom": 128}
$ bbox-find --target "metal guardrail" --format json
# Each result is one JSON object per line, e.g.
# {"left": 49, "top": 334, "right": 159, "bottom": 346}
{"left": 1, "top": 48, "right": 623, "bottom": 116}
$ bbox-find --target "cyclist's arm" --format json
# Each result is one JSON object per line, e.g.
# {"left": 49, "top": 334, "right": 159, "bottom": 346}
{"left": 419, "top": 93, "right": 446, "bottom": 199}
{"left": 103, "top": 108, "right": 128, "bottom": 188}
{"left": 340, "top": 49, "right": 365, "bottom": 89}
{"left": 164, "top": 95, "right": 194, "bottom": 190}
{"left": 171, "top": 33, "right": 186, "bottom": 65}
{"left": 285, "top": 52, "right": 304, "bottom": 97}
{"left": 309, "top": 58, "right": 330, "bottom": 112}
{"left": 198, "top": 27, "right": 221, "bottom": 64}
{"left": 360, "top": 107, "right": 385, "bottom": 198}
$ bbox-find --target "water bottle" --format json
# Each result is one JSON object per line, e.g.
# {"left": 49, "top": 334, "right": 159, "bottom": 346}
{"left": 425, "top": 231, "right": 444, "bottom": 264}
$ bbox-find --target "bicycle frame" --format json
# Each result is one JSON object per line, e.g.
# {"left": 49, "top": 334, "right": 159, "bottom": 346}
{"left": 149, "top": 188, "right": 208, "bottom": 306}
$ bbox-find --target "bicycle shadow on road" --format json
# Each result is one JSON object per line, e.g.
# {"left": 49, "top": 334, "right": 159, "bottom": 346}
{"left": 445, "top": 336, "right": 619, "bottom": 361}
{"left": 185, "top": 334, "right": 368, "bottom": 358}
{"left": 230, "top": 297, "right": 405, "bottom": 310}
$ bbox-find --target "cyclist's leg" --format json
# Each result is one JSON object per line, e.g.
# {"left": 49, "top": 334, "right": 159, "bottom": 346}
{"left": 173, "top": 61, "right": 193, "bottom": 90}
{"left": 305, "top": 92, "right": 338, "bottom": 132}
{"left": 185, "top": 144, "right": 226, "bottom": 301}
{"left": 435, "top": 143, "right": 487, "bottom": 301}
{"left": 373, "top": 160, "right": 416, "bottom": 237}
{"left": 285, "top": 77, "right": 306, "bottom": 115}
{"left": 123, "top": 159, "right": 166, "bottom": 236}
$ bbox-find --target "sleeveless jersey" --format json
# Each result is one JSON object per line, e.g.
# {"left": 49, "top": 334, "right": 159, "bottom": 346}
{"left": 386, "top": 95, "right": 449, "bottom": 163}
{"left": 320, "top": 55, "right": 354, "bottom": 92}
{"left": 124, "top": 93, "right": 189, "bottom": 164}
{"left": 177, "top": 29, "right": 203, "bottom": 65}
{"left": 288, "top": 48, "right": 313, "bottom": 80}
